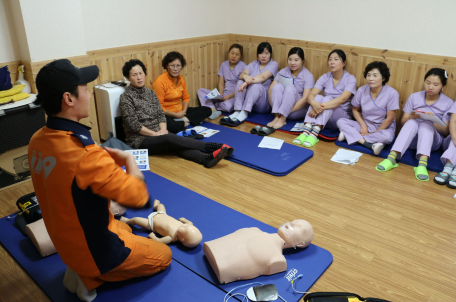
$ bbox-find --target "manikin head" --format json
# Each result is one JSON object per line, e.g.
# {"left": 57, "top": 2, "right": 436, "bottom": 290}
{"left": 277, "top": 219, "right": 314, "bottom": 249}
{"left": 176, "top": 223, "right": 203, "bottom": 248}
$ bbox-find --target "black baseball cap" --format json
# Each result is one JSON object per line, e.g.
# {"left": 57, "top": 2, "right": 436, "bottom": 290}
{"left": 35, "top": 59, "right": 99, "bottom": 104}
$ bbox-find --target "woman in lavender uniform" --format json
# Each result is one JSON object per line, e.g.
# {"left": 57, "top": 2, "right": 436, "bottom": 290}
{"left": 337, "top": 61, "right": 399, "bottom": 155}
{"left": 197, "top": 44, "right": 246, "bottom": 119}
{"left": 255, "top": 47, "right": 314, "bottom": 136}
{"left": 435, "top": 100, "right": 456, "bottom": 187}
{"left": 294, "top": 49, "right": 357, "bottom": 147}
{"left": 222, "top": 42, "right": 279, "bottom": 127}
{"left": 377, "top": 68, "right": 452, "bottom": 181}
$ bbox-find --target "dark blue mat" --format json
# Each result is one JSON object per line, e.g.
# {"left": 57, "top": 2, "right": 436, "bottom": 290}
{"left": 335, "top": 140, "right": 444, "bottom": 173}
{"left": 222, "top": 112, "right": 340, "bottom": 139}
{"left": 199, "top": 122, "right": 313, "bottom": 176}
{"left": 126, "top": 171, "right": 333, "bottom": 302}
{"left": 0, "top": 215, "right": 228, "bottom": 302}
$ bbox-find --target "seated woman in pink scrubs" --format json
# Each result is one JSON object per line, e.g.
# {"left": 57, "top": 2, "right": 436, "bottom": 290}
{"left": 222, "top": 42, "right": 279, "bottom": 127}
{"left": 435, "top": 101, "right": 456, "bottom": 187}
{"left": 376, "top": 68, "right": 452, "bottom": 181}
{"left": 197, "top": 44, "right": 247, "bottom": 119}
{"left": 337, "top": 61, "right": 399, "bottom": 155}
{"left": 257, "top": 47, "right": 314, "bottom": 136}
{"left": 294, "top": 49, "right": 357, "bottom": 147}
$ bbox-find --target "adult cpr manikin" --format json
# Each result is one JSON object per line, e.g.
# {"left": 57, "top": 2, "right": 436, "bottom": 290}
{"left": 203, "top": 219, "right": 314, "bottom": 284}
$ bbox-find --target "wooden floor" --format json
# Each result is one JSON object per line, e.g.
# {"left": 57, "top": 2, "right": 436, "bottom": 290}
{"left": 1, "top": 117, "right": 455, "bottom": 302}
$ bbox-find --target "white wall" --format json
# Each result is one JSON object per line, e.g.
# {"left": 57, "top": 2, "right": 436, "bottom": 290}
{"left": 80, "top": 0, "right": 230, "bottom": 51}
{"left": 227, "top": 0, "right": 456, "bottom": 57}
{"left": 0, "top": 0, "right": 21, "bottom": 62}
{"left": 18, "top": 0, "right": 87, "bottom": 62}
{"left": 1, "top": 0, "right": 455, "bottom": 63}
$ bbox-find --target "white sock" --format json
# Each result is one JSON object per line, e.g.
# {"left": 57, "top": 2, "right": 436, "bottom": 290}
{"left": 372, "top": 143, "right": 384, "bottom": 155}
{"left": 310, "top": 126, "right": 321, "bottom": 138}
{"left": 236, "top": 110, "right": 248, "bottom": 121}
{"left": 338, "top": 132, "right": 345, "bottom": 142}
{"left": 229, "top": 111, "right": 240, "bottom": 119}
{"left": 209, "top": 110, "right": 222, "bottom": 119}
{"left": 63, "top": 266, "right": 97, "bottom": 302}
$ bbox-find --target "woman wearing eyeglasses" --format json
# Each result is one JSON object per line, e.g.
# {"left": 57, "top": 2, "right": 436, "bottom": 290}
{"left": 153, "top": 51, "right": 212, "bottom": 133}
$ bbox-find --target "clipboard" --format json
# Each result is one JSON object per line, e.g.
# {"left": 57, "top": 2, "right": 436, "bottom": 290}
{"left": 277, "top": 74, "right": 294, "bottom": 88}
{"left": 205, "top": 88, "right": 223, "bottom": 100}
{"left": 415, "top": 110, "right": 447, "bottom": 126}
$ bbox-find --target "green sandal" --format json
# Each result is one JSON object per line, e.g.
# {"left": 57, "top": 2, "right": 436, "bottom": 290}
{"left": 375, "top": 159, "right": 399, "bottom": 172}
{"left": 293, "top": 133, "right": 307, "bottom": 145}
{"left": 414, "top": 166, "right": 429, "bottom": 181}
{"left": 303, "top": 135, "right": 319, "bottom": 148}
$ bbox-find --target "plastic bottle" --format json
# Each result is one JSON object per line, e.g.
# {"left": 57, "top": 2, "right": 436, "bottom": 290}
{"left": 14, "top": 65, "right": 31, "bottom": 94}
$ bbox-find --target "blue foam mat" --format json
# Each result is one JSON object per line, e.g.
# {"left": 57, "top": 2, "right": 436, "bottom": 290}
{"left": 222, "top": 112, "right": 340, "bottom": 138}
{"left": 335, "top": 139, "right": 444, "bottom": 173}
{"left": 125, "top": 171, "right": 333, "bottom": 302}
{"left": 199, "top": 122, "right": 314, "bottom": 176}
{"left": 0, "top": 217, "right": 229, "bottom": 301}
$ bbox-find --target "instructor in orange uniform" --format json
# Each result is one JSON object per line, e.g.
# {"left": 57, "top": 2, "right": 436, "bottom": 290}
{"left": 28, "top": 59, "right": 171, "bottom": 301}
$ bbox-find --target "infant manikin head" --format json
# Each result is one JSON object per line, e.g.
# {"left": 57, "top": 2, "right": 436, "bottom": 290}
{"left": 278, "top": 219, "right": 314, "bottom": 249}
{"left": 177, "top": 223, "right": 203, "bottom": 248}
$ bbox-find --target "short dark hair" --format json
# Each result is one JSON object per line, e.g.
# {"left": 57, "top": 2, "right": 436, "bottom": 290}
{"left": 257, "top": 42, "right": 273, "bottom": 58}
{"left": 425, "top": 68, "right": 448, "bottom": 86}
{"left": 162, "top": 51, "right": 187, "bottom": 70}
{"left": 40, "top": 85, "right": 79, "bottom": 116}
{"left": 122, "top": 59, "right": 147, "bottom": 78}
{"left": 328, "top": 49, "right": 347, "bottom": 68}
{"left": 288, "top": 47, "right": 305, "bottom": 61}
{"left": 229, "top": 44, "right": 243, "bottom": 56}
{"left": 364, "top": 61, "right": 390, "bottom": 85}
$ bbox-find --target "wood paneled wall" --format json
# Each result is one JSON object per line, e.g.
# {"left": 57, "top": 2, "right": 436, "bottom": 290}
{"left": 2, "top": 33, "right": 456, "bottom": 143}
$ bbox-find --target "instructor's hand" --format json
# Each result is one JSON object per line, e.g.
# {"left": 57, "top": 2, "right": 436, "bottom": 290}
{"left": 104, "top": 147, "right": 133, "bottom": 167}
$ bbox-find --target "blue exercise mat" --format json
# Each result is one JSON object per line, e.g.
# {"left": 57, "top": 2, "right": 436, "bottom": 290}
{"left": 0, "top": 216, "right": 231, "bottom": 302}
{"left": 222, "top": 112, "right": 340, "bottom": 139}
{"left": 126, "top": 171, "right": 333, "bottom": 302}
{"left": 335, "top": 139, "right": 444, "bottom": 173}
{"left": 198, "top": 122, "right": 313, "bottom": 176}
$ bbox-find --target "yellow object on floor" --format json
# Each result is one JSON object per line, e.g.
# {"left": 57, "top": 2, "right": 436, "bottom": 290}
{"left": 0, "top": 92, "right": 30, "bottom": 104}
{"left": 0, "top": 84, "right": 26, "bottom": 98}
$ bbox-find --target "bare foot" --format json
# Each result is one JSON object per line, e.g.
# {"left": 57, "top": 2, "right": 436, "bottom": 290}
{"left": 273, "top": 116, "right": 287, "bottom": 129}
{"left": 267, "top": 116, "right": 279, "bottom": 127}
{"left": 120, "top": 216, "right": 129, "bottom": 223}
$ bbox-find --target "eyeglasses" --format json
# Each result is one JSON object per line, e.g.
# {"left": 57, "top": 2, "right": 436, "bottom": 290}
{"left": 168, "top": 65, "right": 182, "bottom": 70}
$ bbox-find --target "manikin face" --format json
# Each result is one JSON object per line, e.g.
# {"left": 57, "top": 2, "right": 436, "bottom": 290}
{"left": 278, "top": 219, "right": 314, "bottom": 248}
{"left": 288, "top": 54, "right": 303, "bottom": 72}
{"left": 128, "top": 65, "right": 145, "bottom": 88}
{"left": 424, "top": 75, "right": 443, "bottom": 97}
{"left": 167, "top": 59, "right": 182, "bottom": 78}
{"left": 177, "top": 224, "right": 203, "bottom": 248}
{"left": 229, "top": 48, "right": 241, "bottom": 64}
{"left": 328, "top": 52, "right": 345, "bottom": 73}
{"left": 365, "top": 68, "right": 383, "bottom": 90}
{"left": 73, "top": 84, "right": 91, "bottom": 120}
{"left": 258, "top": 49, "right": 271, "bottom": 65}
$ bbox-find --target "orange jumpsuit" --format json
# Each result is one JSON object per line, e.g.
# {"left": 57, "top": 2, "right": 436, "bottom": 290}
{"left": 28, "top": 116, "right": 172, "bottom": 290}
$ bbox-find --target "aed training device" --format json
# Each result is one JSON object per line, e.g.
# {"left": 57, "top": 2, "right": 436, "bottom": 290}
{"left": 304, "top": 292, "right": 391, "bottom": 302}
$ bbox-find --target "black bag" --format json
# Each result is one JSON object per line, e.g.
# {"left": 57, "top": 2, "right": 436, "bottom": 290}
{"left": 101, "top": 132, "right": 133, "bottom": 151}
{"left": 304, "top": 292, "right": 391, "bottom": 302}
{"left": 0, "top": 65, "right": 13, "bottom": 91}
{"left": 15, "top": 192, "right": 42, "bottom": 236}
